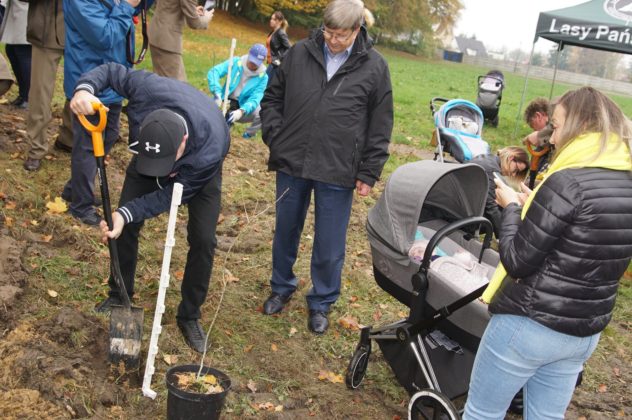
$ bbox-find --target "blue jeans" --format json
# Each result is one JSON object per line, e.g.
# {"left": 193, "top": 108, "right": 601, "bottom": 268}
{"left": 463, "top": 314, "right": 600, "bottom": 420}
{"left": 270, "top": 171, "right": 354, "bottom": 312}
{"left": 62, "top": 103, "right": 122, "bottom": 218}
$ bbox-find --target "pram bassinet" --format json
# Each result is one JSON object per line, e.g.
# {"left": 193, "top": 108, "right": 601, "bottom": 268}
{"left": 346, "top": 160, "right": 498, "bottom": 419}
{"left": 476, "top": 70, "right": 504, "bottom": 127}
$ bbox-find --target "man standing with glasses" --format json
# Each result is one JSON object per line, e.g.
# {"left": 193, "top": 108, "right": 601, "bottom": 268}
{"left": 260, "top": 0, "right": 393, "bottom": 335}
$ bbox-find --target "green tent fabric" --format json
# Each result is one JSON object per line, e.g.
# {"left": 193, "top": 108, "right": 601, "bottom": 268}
{"left": 535, "top": 0, "right": 632, "bottom": 54}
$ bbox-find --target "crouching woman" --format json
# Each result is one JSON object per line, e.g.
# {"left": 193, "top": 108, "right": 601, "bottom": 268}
{"left": 464, "top": 86, "right": 632, "bottom": 419}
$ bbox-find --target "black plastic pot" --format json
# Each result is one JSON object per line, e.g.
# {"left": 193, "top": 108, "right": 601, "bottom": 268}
{"left": 166, "top": 365, "right": 231, "bottom": 420}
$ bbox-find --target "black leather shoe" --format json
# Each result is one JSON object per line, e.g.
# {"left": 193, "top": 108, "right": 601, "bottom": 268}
{"left": 263, "top": 292, "right": 292, "bottom": 315}
{"left": 177, "top": 319, "right": 208, "bottom": 353}
{"left": 95, "top": 296, "right": 123, "bottom": 313}
{"left": 23, "top": 158, "right": 41, "bottom": 172}
{"left": 308, "top": 310, "right": 329, "bottom": 334}
{"left": 54, "top": 139, "right": 73, "bottom": 153}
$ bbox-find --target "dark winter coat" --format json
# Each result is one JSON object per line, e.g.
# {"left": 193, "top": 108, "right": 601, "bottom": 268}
{"left": 470, "top": 154, "right": 503, "bottom": 237}
{"left": 75, "top": 63, "right": 230, "bottom": 224}
{"left": 268, "top": 28, "right": 290, "bottom": 65}
{"left": 260, "top": 26, "right": 393, "bottom": 188}
{"left": 490, "top": 167, "right": 632, "bottom": 337}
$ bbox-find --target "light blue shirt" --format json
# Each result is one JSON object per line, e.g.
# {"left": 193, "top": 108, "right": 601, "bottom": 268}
{"left": 323, "top": 43, "right": 353, "bottom": 81}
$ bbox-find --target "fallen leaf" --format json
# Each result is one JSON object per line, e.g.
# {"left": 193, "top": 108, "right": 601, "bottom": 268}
{"left": 163, "top": 354, "right": 178, "bottom": 365}
{"left": 337, "top": 315, "right": 361, "bottom": 331}
{"left": 47, "top": 289, "right": 58, "bottom": 298}
{"left": 41, "top": 234, "right": 53, "bottom": 243}
{"left": 275, "top": 405, "right": 283, "bottom": 412}
{"left": 598, "top": 384, "right": 607, "bottom": 393}
{"left": 30, "top": 220, "right": 39, "bottom": 226}
{"left": 350, "top": 303, "right": 361, "bottom": 308}
{"left": 372, "top": 309, "right": 382, "bottom": 322}
{"left": 317, "top": 370, "right": 344, "bottom": 384}
{"left": 393, "top": 416, "right": 402, "bottom": 420}
{"left": 247, "top": 379, "right": 257, "bottom": 393}
{"left": 0, "top": 191, "right": 6, "bottom": 199}
{"left": 289, "top": 327, "right": 298, "bottom": 337}
{"left": 379, "top": 303, "right": 387, "bottom": 309}
{"left": 45, "top": 197, "right": 68, "bottom": 214}
{"left": 397, "top": 311, "right": 407, "bottom": 318}
{"left": 271, "top": 343, "right": 278, "bottom": 352}
{"left": 243, "top": 344, "right": 254, "bottom": 353}
{"left": 5, "top": 201, "right": 16, "bottom": 210}
{"left": 174, "top": 271, "right": 184, "bottom": 281}
{"left": 256, "top": 402, "right": 275, "bottom": 411}
{"left": 224, "top": 269, "right": 239, "bottom": 283}
{"left": 348, "top": 295, "right": 358, "bottom": 303}
{"left": 5, "top": 216, "right": 13, "bottom": 227}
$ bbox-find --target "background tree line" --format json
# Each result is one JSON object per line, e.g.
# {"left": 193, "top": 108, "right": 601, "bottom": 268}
{"left": 209, "top": 0, "right": 463, "bottom": 56}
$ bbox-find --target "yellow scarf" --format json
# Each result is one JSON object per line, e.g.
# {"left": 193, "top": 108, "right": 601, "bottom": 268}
{"left": 481, "top": 132, "right": 632, "bottom": 303}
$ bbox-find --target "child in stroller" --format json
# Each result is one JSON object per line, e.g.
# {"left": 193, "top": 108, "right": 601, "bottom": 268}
{"left": 345, "top": 160, "right": 497, "bottom": 418}
{"left": 476, "top": 70, "right": 504, "bottom": 127}
{"left": 430, "top": 97, "right": 490, "bottom": 163}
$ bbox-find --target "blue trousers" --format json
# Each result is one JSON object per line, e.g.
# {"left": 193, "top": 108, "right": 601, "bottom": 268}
{"left": 5, "top": 44, "right": 31, "bottom": 100}
{"left": 62, "top": 103, "right": 122, "bottom": 218}
{"left": 463, "top": 314, "right": 600, "bottom": 420}
{"left": 271, "top": 171, "right": 353, "bottom": 312}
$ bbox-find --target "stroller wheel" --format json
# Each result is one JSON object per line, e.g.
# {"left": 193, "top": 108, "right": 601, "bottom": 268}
{"left": 408, "top": 389, "right": 459, "bottom": 420}
{"left": 491, "top": 115, "right": 499, "bottom": 127}
{"left": 345, "top": 344, "right": 371, "bottom": 389}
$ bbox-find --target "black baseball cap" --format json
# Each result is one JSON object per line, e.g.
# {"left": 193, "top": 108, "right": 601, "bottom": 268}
{"left": 136, "top": 109, "right": 187, "bottom": 177}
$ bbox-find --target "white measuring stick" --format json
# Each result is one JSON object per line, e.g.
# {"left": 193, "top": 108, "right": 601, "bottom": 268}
{"left": 142, "top": 183, "right": 183, "bottom": 399}
{"left": 222, "top": 38, "right": 237, "bottom": 116}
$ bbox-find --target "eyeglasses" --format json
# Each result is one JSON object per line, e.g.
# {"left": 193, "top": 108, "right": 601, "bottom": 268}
{"left": 321, "top": 27, "right": 355, "bottom": 42}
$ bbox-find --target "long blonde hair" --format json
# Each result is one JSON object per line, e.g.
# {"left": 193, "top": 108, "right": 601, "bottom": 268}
{"left": 553, "top": 87, "right": 632, "bottom": 164}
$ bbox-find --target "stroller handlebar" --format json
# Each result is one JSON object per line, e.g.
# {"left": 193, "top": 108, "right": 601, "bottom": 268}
{"left": 419, "top": 216, "right": 494, "bottom": 273}
{"left": 429, "top": 97, "right": 450, "bottom": 114}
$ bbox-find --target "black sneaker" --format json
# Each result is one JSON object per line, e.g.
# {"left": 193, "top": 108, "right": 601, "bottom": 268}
{"left": 177, "top": 319, "right": 208, "bottom": 353}
{"left": 74, "top": 212, "right": 102, "bottom": 226}
{"left": 95, "top": 296, "right": 123, "bottom": 313}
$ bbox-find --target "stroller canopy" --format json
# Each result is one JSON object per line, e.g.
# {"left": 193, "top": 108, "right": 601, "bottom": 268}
{"left": 367, "top": 160, "right": 488, "bottom": 266}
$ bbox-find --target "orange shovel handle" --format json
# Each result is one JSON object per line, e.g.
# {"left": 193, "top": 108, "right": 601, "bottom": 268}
{"left": 78, "top": 103, "right": 108, "bottom": 157}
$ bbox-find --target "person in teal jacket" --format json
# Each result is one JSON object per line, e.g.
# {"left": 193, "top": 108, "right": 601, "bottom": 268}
{"left": 207, "top": 43, "right": 268, "bottom": 139}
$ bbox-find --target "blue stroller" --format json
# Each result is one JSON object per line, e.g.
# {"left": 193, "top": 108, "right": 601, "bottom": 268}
{"left": 430, "top": 98, "right": 490, "bottom": 163}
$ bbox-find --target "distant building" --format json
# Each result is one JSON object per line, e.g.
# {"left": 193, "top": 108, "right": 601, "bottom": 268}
{"left": 454, "top": 36, "right": 489, "bottom": 58}
{"left": 488, "top": 50, "right": 506, "bottom": 61}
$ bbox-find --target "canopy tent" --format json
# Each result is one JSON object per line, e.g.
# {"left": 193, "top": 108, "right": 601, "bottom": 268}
{"left": 514, "top": 0, "right": 632, "bottom": 136}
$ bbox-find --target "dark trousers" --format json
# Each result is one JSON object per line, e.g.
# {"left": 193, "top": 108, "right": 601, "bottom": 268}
{"left": 63, "top": 103, "right": 122, "bottom": 218}
{"left": 110, "top": 159, "right": 222, "bottom": 320}
{"left": 270, "top": 171, "right": 354, "bottom": 312}
{"left": 5, "top": 44, "right": 32, "bottom": 100}
{"left": 265, "top": 64, "right": 277, "bottom": 86}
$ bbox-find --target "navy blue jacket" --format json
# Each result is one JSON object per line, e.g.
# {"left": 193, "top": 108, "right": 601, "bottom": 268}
{"left": 75, "top": 63, "right": 230, "bottom": 224}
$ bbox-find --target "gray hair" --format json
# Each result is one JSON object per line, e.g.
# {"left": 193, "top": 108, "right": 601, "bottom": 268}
{"left": 323, "top": 0, "right": 365, "bottom": 30}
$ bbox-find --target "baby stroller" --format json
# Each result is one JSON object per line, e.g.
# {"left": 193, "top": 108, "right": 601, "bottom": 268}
{"left": 345, "top": 160, "right": 498, "bottom": 419}
{"left": 430, "top": 97, "right": 489, "bottom": 163}
{"left": 476, "top": 70, "right": 504, "bottom": 127}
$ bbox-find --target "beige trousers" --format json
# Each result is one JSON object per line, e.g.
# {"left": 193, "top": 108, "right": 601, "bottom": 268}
{"left": 26, "top": 45, "right": 73, "bottom": 159}
{"left": 150, "top": 44, "right": 187, "bottom": 81}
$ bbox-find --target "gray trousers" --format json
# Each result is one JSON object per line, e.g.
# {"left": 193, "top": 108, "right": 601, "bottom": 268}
{"left": 26, "top": 45, "right": 73, "bottom": 159}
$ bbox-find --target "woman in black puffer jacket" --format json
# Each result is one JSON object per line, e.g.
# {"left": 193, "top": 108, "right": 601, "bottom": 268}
{"left": 464, "top": 87, "right": 632, "bottom": 420}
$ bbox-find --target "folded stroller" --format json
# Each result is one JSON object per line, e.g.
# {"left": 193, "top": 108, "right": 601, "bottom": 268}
{"left": 430, "top": 98, "right": 490, "bottom": 163}
{"left": 476, "top": 70, "right": 504, "bottom": 127}
{"left": 345, "top": 160, "right": 498, "bottom": 419}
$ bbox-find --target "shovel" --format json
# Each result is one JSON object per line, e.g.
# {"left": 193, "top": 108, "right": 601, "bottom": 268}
{"left": 78, "top": 103, "right": 144, "bottom": 369}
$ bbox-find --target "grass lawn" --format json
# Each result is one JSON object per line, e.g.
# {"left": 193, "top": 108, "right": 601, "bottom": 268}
{"left": 0, "top": 9, "right": 630, "bottom": 419}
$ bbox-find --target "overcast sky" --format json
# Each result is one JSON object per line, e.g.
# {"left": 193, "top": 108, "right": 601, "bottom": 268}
{"left": 454, "top": 0, "right": 585, "bottom": 53}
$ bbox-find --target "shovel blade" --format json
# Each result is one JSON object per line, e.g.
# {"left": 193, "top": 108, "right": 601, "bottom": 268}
{"left": 109, "top": 305, "right": 144, "bottom": 369}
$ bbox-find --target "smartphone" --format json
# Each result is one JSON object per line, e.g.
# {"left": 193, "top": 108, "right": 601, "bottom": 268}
{"left": 493, "top": 172, "right": 510, "bottom": 187}
{"left": 204, "top": 0, "right": 215, "bottom": 11}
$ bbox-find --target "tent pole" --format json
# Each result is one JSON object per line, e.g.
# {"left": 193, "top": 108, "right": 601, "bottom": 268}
{"left": 549, "top": 42, "right": 562, "bottom": 99}
{"left": 513, "top": 42, "right": 536, "bottom": 140}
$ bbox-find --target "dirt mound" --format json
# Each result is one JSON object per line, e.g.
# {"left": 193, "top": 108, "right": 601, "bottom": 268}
{"left": 0, "top": 233, "right": 27, "bottom": 322}
{"left": 0, "top": 389, "right": 69, "bottom": 419}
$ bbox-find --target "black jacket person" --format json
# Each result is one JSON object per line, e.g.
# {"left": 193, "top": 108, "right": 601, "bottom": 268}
{"left": 259, "top": 0, "right": 393, "bottom": 334}
{"left": 70, "top": 63, "right": 230, "bottom": 353}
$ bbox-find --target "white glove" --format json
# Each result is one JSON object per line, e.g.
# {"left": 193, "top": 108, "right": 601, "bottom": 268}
{"left": 227, "top": 109, "right": 244, "bottom": 125}
{"left": 273, "top": 59, "right": 281, "bottom": 66}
